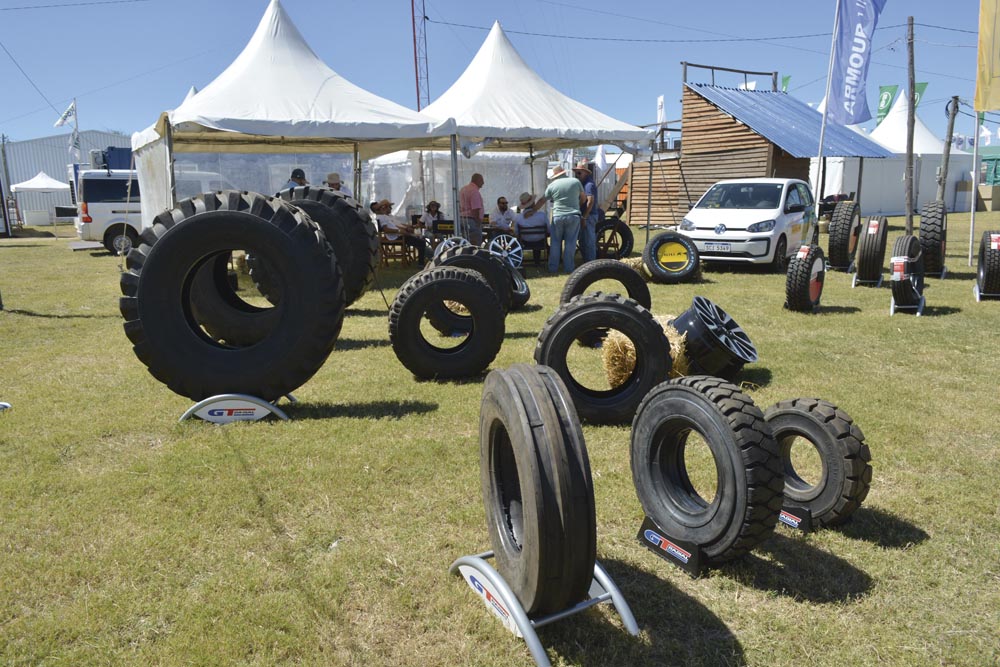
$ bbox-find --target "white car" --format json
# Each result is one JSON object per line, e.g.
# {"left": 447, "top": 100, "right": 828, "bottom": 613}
{"left": 678, "top": 178, "right": 817, "bottom": 271}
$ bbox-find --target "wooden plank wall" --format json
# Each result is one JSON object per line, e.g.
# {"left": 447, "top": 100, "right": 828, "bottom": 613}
{"left": 770, "top": 150, "right": 810, "bottom": 181}
{"left": 680, "top": 87, "right": 772, "bottom": 158}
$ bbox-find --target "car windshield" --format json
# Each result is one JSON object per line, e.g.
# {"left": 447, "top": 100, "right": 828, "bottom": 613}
{"left": 697, "top": 183, "right": 784, "bottom": 210}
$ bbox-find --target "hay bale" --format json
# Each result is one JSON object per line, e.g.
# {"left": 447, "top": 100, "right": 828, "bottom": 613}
{"left": 601, "top": 314, "right": 690, "bottom": 389}
{"left": 620, "top": 256, "right": 651, "bottom": 282}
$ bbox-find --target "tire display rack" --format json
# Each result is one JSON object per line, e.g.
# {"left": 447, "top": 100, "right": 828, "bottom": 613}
{"left": 178, "top": 393, "right": 297, "bottom": 424}
{"left": 888, "top": 235, "right": 926, "bottom": 316}
{"left": 974, "top": 230, "right": 1000, "bottom": 301}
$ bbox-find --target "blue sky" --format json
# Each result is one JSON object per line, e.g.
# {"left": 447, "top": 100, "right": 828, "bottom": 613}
{"left": 0, "top": 0, "right": 983, "bottom": 144}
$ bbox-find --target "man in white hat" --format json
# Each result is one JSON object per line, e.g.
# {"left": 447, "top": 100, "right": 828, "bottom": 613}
{"left": 541, "top": 165, "right": 585, "bottom": 273}
{"left": 323, "top": 172, "right": 352, "bottom": 198}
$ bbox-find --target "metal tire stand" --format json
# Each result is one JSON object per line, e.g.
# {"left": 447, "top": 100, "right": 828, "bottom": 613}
{"left": 851, "top": 272, "right": 883, "bottom": 288}
{"left": 179, "top": 393, "right": 296, "bottom": 424}
{"left": 450, "top": 551, "right": 638, "bottom": 667}
{"left": 0, "top": 402, "right": 10, "bottom": 412}
{"left": 974, "top": 283, "right": 1000, "bottom": 302}
{"left": 889, "top": 294, "right": 925, "bottom": 316}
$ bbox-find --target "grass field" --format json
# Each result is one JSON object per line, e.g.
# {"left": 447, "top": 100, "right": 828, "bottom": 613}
{"left": 1, "top": 215, "right": 999, "bottom": 666}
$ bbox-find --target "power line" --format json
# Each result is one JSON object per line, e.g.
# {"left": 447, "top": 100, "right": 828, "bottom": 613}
{"left": 0, "top": 38, "right": 59, "bottom": 114}
{"left": 0, "top": 0, "right": 149, "bottom": 11}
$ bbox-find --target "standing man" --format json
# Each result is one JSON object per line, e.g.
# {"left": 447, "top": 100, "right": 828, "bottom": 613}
{"left": 284, "top": 168, "right": 307, "bottom": 191}
{"left": 574, "top": 161, "right": 598, "bottom": 263}
{"left": 323, "top": 172, "right": 353, "bottom": 198}
{"left": 542, "top": 165, "right": 584, "bottom": 274}
{"left": 459, "top": 173, "right": 485, "bottom": 246}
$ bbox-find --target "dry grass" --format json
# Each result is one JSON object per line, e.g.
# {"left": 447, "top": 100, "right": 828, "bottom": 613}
{"left": 602, "top": 314, "right": 689, "bottom": 388}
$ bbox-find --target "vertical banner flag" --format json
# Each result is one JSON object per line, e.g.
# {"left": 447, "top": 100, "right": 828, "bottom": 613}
{"left": 53, "top": 100, "right": 76, "bottom": 128}
{"left": 828, "top": 0, "right": 888, "bottom": 125}
{"left": 913, "top": 82, "right": 928, "bottom": 109}
{"left": 876, "top": 84, "right": 898, "bottom": 125}
{"left": 656, "top": 95, "right": 666, "bottom": 127}
{"left": 69, "top": 129, "right": 81, "bottom": 161}
{"left": 976, "top": 0, "right": 1000, "bottom": 110}
{"left": 981, "top": 123, "right": 993, "bottom": 147}
{"left": 781, "top": 75, "right": 791, "bottom": 92}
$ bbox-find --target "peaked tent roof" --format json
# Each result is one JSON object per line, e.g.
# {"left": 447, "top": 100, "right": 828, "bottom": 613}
{"left": 688, "top": 84, "right": 893, "bottom": 158}
{"left": 420, "top": 22, "right": 652, "bottom": 149}
{"left": 11, "top": 171, "right": 70, "bottom": 192}
{"left": 134, "top": 0, "right": 452, "bottom": 153}
{"left": 870, "top": 89, "right": 953, "bottom": 154}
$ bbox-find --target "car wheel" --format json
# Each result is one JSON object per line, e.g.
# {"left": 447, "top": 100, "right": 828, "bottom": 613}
{"left": 104, "top": 225, "right": 138, "bottom": 255}
{"left": 770, "top": 236, "right": 788, "bottom": 273}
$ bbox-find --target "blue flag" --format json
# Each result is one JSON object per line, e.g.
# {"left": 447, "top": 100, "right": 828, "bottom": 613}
{"left": 827, "top": 0, "right": 888, "bottom": 125}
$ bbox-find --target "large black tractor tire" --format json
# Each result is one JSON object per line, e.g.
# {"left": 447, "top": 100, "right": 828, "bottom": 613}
{"left": 277, "top": 186, "right": 379, "bottom": 306}
{"left": 669, "top": 296, "right": 757, "bottom": 380}
{"left": 855, "top": 216, "right": 888, "bottom": 283}
{"left": 889, "top": 234, "right": 925, "bottom": 307}
{"left": 918, "top": 201, "right": 947, "bottom": 276}
{"left": 828, "top": 200, "right": 862, "bottom": 269}
{"left": 188, "top": 252, "right": 280, "bottom": 346}
{"left": 642, "top": 231, "right": 700, "bottom": 284}
{"left": 630, "top": 376, "right": 784, "bottom": 564}
{"left": 246, "top": 252, "right": 281, "bottom": 305}
{"left": 596, "top": 219, "right": 634, "bottom": 259}
{"left": 763, "top": 398, "right": 872, "bottom": 527}
{"left": 559, "top": 258, "right": 651, "bottom": 310}
{"left": 784, "top": 245, "right": 826, "bottom": 313}
{"left": 534, "top": 293, "right": 671, "bottom": 425}
{"left": 480, "top": 364, "right": 596, "bottom": 614}
{"left": 425, "top": 246, "right": 513, "bottom": 334}
{"left": 389, "top": 267, "right": 504, "bottom": 379}
{"left": 119, "top": 190, "right": 344, "bottom": 401}
{"left": 977, "top": 230, "right": 1000, "bottom": 294}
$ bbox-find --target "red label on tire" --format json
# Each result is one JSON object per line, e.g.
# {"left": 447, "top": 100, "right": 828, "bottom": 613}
{"left": 991, "top": 234, "right": 1000, "bottom": 251}
{"left": 796, "top": 246, "right": 810, "bottom": 260}
{"left": 890, "top": 256, "right": 908, "bottom": 281}
{"left": 867, "top": 221, "right": 880, "bottom": 234}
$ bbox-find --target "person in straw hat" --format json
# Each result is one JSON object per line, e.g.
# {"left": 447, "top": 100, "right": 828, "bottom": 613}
{"left": 513, "top": 192, "right": 549, "bottom": 266}
{"left": 374, "top": 199, "right": 428, "bottom": 263}
{"left": 541, "top": 165, "right": 585, "bottom": 273}
{"left": 323, "top": 171, "right": 352, "bottom": 197}
{"left": 574, "top": 160, "right": 598, "bottom": 263}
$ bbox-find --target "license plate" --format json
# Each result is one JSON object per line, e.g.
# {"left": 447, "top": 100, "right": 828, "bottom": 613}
{"left": 705, "top": 242, "right": 731, "bottom": 252}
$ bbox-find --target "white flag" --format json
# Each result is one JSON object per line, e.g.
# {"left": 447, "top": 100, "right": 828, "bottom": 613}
{"left": 54, "top": 100, "right": 76, "bottom": 128}
{"left": 69, "top": 129, "right": 81, "bottom": 161}
{"left": 656, "top": 95, "right": 666, "bottom": 127}
{"left": 981, "top": 124, "right": 992, "bottom": 147}
{"left": 738, "top": 81, "right": 757, "bottom": 90}
{"left": 594, "top": 144, "right": 608, "bottom": 181}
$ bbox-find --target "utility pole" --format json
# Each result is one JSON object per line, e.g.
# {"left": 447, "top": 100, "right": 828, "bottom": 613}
{"left": 411, "top": 0, "right": 430, "bottom": 110}
{"left": 905, "top": 16, "right": 915, "bottom": 235}
{"left": 937, "top": 96, "right": 959, "bottom": 202}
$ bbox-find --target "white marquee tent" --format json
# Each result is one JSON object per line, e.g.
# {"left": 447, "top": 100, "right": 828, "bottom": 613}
{"left": 10, "top": 171, "right": 70, "bottom": 193}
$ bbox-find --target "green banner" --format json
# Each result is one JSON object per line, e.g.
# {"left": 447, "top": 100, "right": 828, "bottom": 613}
{"left": 781, "top": 75, "right": 791, "bottom": 93}
{"left": 914, "top": 82, "right": 928, "bottom": 109}
{"left": 876, "top": 85, "right": 897, "bottom": 125}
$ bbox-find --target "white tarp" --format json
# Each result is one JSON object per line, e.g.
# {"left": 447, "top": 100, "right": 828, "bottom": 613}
{"left": 10, "top": 171, "right": 69, "bottom": 192}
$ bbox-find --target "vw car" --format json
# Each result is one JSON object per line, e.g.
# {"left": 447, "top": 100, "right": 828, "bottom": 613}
{"left": 678, "top": 178, "right": 816, "bottom": 270}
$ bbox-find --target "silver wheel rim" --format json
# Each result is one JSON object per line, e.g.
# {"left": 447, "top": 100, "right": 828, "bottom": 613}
{"left": 432, "top": 236, "right": 471, "bottom": 260}
{"left": 487, "top": 234, "right": 523, "bottom": 268}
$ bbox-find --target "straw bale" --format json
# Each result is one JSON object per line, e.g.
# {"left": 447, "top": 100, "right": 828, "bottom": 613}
{"left": 601, "top": 313, "right": 689, "bottom": 388}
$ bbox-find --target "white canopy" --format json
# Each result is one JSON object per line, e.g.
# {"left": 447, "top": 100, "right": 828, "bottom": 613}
{"left": 419, "top": 22, "right": 652, "bottom": 150}
{"left": 11, "top": 171, "right": 70, "bottom": 192}
{"left": 870, "top": 89, "right": 956, "bottom": 155}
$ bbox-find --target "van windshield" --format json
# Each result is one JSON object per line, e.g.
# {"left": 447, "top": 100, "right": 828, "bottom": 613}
{"left": 80, "top": 178, "right": 140, "bottom": 203}
{"left": 697, "top": 183, "right": 783, "bottom": 210}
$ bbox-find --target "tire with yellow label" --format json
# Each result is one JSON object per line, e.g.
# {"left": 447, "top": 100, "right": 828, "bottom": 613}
{"left": 642, "top": 232, "right": 700, "bottom": 284}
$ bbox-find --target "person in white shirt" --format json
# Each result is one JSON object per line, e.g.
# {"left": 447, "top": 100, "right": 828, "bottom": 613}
{"left": 375, "top": 199, "right": 428, "bottom": 263}
{"left": 323, "top": 172, "right": 353, "bottom": 198}
{"left": 490, "top": 196, "right": 516, "bottom": 232}
{"left": 513, "top": 192, "right": 549, "bottom": 266}
{"left": 420, "top": 200, "right": 444, "bottom": 239}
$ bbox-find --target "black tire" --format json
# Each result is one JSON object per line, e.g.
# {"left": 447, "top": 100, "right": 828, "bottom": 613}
{"left": 919, "top": 201, "right": 947, "bottom": 276}
{"left": 426, "top": 246, "right": 513, "bottom": 334}
{"left": 389, "top": 267, "right": 504, "bottom": 379}
{"left": 596, "top": 219, "right": 634, "bottom": 258}
{"left": 828, "top": 200, "right": 861, "bottom": 269}
{"left": 763, "top": 398, "right": 872, "bottom": 527}
{"left": 669, "top": 296, "right": 757, "bottom": 380}
{"left": 630, "top": 376, "right": 784, "bottom": 563}
{"left": 245, "top": 252, "right": 280, "bottom": 304}
{"left": 480, "top": 364, "right": 596, "bottom": 614}
{"left": 642, "top": 232, "right": 700, "bottom": 283}
{"left": 534, "top": 293, "right": 671, "bottom": 424}
{"left": 103, "top": 225, "right": 138, "bottom": 256}
{"left": 784, "top": 245, "right": 826, "bottom": 313}
{"left": 119, "top": 190, "right": 344, "bottom": 401}
{"left": 509, "top": 263, "right": 531, "bottom": 310}
{"left": 856, "top": 216, "right": 888, "bottom": 283}
{"left": 890, "top": 234, "right": 925, "bottom": 307}
{"left": 770, "top": 235, "right": 789, "bottom": 274}
{"left": 559, "top": 258, "right": 652, "bottom": 309}
{"left": 188, "top": 252, "right": 280, "bottom": 346}
{"left": 277, "top": 186, "right": 379, "bottom": 306}
{"left": 977, "top": 230, "right": 1000, "bottom": 294}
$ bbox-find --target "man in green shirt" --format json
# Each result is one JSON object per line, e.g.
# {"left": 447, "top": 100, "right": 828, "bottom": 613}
{"left": 541, "top": 165, "right": 585, "bottom": 273}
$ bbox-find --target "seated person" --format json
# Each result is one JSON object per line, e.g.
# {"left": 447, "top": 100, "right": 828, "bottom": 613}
{"left": 513, "top": 192, "right": 549, "bottom": 266}
{"left": 375, "top": 199, "right": 428, "bottom": 263}
{"left": 420, "top": 200, "right": 444, "bottom": 239}
{"left": 490, "top": 196, "right": 516, "bottom": 232}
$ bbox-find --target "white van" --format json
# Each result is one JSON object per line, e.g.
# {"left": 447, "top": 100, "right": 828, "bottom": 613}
{"left": 75, "top": 169, "right": 232, "bottom": 254}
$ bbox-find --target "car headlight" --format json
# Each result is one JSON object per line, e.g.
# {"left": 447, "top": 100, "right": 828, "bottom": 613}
{"left": 747, "top": 220, "right": 775, "bottom": 233}
{"left": 680, "top": 218, "right": 695, "bottom": 231}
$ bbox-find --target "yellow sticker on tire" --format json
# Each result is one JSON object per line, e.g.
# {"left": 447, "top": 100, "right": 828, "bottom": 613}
{"left": 656, "top": 242, "right": 691, "bottom": 272}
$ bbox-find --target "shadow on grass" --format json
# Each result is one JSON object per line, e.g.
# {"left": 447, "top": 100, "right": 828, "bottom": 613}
{"left": 503, "top": 331, "right": 542, "bottom": 340}
{"left": 286, "top": 399, "right": 438, "bottom": 420}
{"left": 345, "top": 307, "right": 390, "bottom": 318}
{"left": 920, "top": 305, "right": 961, "bottom": 317}
{"left": 334, "top": 337, "right": 391, "bottom": 351}
{"left": 510, "top": 303, "right": 544, "bottom": 314}
{"left": 3, "top": 308, "right": 117, "bottom": 319}
{"left": 818, "top": 305, "right": 862, "bottom": 315}
{"left": 739, "top": 366, "right": 772, "bottom": 388}
{"left": 0, "top": 243, "right": 47, "bottom": 249}
{"left": 941, "top": 271, "right": 975, "bottom": 281}
{"left": 834, "top": 506, "right": 929, "bottom": 549}
{"left": 539, "top": 558, "right": 744, "bottom": 666}
{"left": 723, "top": 532, "right": 873, "bottom": 603}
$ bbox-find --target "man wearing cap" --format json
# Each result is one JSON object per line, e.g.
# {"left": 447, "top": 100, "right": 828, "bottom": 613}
{"left": 459, "top": 173, "right": 485, "bottom": 246}
{"left": 323, "top": 172, "right": 353, "bottom": 198}
{"left": 513, "top": 192, "right": 548, "bottom": 266}
{"left": 375, "top": 199, "right": 428, "bottom": 263}
{"left": 284, "top": 168, "right": 307, "bottom": 191}
{"left": 574, "top": 161, "right": 599, "bottom": 263}
{"left": 542, "top": 165, "right": 585, "bottom": 273}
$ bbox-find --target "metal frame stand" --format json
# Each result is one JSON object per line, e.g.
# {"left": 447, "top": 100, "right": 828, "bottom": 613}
{"left": 889, "top": 255, "right": 926, "bottom": 316}
{"left": 450, "top": 551, "right": 639, "bottom": 667}
{"left": 0, "top": 402, "right": 10, "bottom": 412}
{"left": 851, "top": 272, "right": 884, "bottom": 288}
{"left": 179, "top": 393, "right": 296, "bottom": 424}
{"left": 889, "top": 294, "right": 925, "bottom": 316}
{"left": 974, "top": 283, "right": 1000, "bottom": 302}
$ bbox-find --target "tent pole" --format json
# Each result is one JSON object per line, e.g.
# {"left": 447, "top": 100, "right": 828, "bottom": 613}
{"left": 969, "top": 113, "right": 981, "bottom": 266}
{"left": 450, "top": 134, "right": 462, "bottom": 238}
{"left": 353, "top": 143, "right": 361, "bottom": 201}
{"left": 856, "top": 157, "right": 864, "bottom": 209}
{"left": 528, "top": 144, "right": 534, "bottom": 199}
{"left": 164, "top": 120, "right": 176, "bottom": 209}
{"left": 645, "top": 140, "right": 654, "bottom": 247}
{"left": 816, "top": 0, "right": 840, "bottom": 217}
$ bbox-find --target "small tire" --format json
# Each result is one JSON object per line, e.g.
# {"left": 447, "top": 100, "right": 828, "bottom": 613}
{"left": 509, "top": 263, "right": 531, "bottom": 310}
{"left": 763, "top": 398, "right": 872, "bottom": 527}
{"left": 828, "top": 200, "right": 862, "bottom": 269}
{"left": 770, "top": 235, "right": 789, "bottom": 274}
{"left": 480, "top": 364, "right": 596, "bottom": 614}
{"left": 630, "top": 376, "right": 784, "bottom": 564}
{"left": 889, "top": 234, "right": 925, "bottom": 307}
{"left": 856, "top": 216, "right": 888, "bottom": 283}
{"left": 784, "top": 245, "right": 826, "bottom": 313}
{"left": 642, "top": 232, "right": 700, "bottom": 283}
{"left": 977, "top": 230, "right": 1000, "bottom": 294}
{"left": 559, "top": 258, "right": 651, "bottom": 309}
{"left": 918, "top": 201, "right": 947, "bottom": 276}
{"left": 534, "top": 293, "right": 671, "bottom": 424}
{"left": 103, "top": 225, "right": 138, "bottom": 256}
{"left": 188, "top": 252, "right": 280, "bottom": 346}
{"left": 596, "top": 219, "right": 634, "bottom": 258}
{"left": 389, "top": 267, "right": 504, "bottom": 379}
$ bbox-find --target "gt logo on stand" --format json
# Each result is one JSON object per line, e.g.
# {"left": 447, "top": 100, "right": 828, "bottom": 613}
{"left": 207, "top": 408, "right": 258, "bottom": 418}
{"left": 469, "top": 575, "right": 510, "bottom": 621}
{"left": 644, "top": 529, "right": 692, "bottom": 564}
